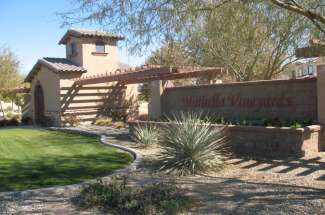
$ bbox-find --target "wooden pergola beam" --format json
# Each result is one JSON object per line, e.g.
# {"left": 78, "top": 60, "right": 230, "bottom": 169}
{"left": 74, "top": 65, "right": 223, "bottom": 86}
{"left": 75, "top": 66, "right": 173, "bottom": 85}
{"left": 295, "top": 46, "right": 325, "bottom": 58}
{"left": 120, "top": 68, "right": 223, "bottom": 85}
{"left": 0, "top": 87, "right": 30, "bottom": 94}
{"left": 60, "top": 85, "right": 127, "bottom": 90}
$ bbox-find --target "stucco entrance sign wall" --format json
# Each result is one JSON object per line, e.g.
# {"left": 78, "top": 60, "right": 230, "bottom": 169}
{"left": 161, "top": 77, "right": 317, "bottom": 121}
{"left": 34, "top": 83, "right": 45, "bottom": 124}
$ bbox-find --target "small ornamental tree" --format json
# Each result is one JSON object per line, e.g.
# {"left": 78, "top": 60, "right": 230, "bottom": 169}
{"left": 0, "top": 48, "right": 24, "bottom": 116}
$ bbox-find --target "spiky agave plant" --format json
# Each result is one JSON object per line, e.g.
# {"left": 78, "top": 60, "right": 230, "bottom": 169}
{"left": 159, "top": 112, "right": 229, "bottom": 175}
{"left": 133, "top": 124, "right": 158, "bottom": 147}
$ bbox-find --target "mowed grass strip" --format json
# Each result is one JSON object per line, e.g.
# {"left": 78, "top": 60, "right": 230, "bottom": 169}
{"left": 0, "top": 128, "right": 133, "bottom": 192}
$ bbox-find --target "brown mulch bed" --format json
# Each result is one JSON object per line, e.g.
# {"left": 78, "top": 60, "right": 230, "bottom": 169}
{"left": 129, "top": 142, "right": 325, "bottom": 215}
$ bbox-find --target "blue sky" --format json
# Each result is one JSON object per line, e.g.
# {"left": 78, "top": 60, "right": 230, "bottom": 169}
{"left": 0, "top": 0, "right": 149, "bottom": 75}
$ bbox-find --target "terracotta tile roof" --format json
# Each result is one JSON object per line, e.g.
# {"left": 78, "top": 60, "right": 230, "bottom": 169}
{"left": 59, "top": 28, "right": 125, "bottom": 44}
{"left": 24, "top": 57, "right": 86, "bottom": 82}
{"left": 41, "top": 58, "right": 87, "bottom": 72}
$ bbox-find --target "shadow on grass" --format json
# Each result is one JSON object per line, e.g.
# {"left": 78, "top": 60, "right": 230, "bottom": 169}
{"left": 0, "top": 152, "right": 132, "bottom": 192}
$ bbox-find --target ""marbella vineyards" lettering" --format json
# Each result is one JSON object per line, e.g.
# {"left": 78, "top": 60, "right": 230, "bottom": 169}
{"left": 181, "top": 94, "right": 293, "bottom": 109}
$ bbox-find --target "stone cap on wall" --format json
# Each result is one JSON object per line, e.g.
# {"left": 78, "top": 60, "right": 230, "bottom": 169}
{"left": 128, "top": 120, "right": 321, "bottom": 134}
{"left": 165, "top": 77, "right": 317, "bottom": 91}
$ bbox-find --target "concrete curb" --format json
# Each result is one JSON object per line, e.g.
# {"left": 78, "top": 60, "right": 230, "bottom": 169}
{"left": 0, "top": 127, "right": 142, "bottom": 199}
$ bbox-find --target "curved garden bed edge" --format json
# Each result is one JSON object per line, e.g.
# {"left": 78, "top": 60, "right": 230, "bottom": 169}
{"left": 0, "top": 127, "right": 142, "bottom": 198}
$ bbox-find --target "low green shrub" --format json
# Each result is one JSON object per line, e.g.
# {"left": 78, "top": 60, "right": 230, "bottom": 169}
{"left": 7, "top": 117, "right": 19, "bottom": 126}
{"left": 0, "top": 119, "right": 9, "bottom": 127}
{"left": 94, "top": 117, "right": 113, "bottom": 126}
{"left": 133, "top": 124, "right": 158, "bottom": 147}
{"left": 5, "top": 111, "right": 14, "bottom": 119}
{"left": 159, "top": 112, "right": 229, "bottom": 175}
{"left": 262, "top": 118, "right": 312, "bottom": 128}
{"left": 111, "top": 110, "right": 128, "bottom": 122}
{"left": 38, "top": 116, "right": 54, "bottom": 127}
{"left": 64, "top": 115, "right": 81, "bottom": 127}
{"left": 94, "top": 117, "right": 126, "bottom": 129}
{"left": 74, "top": 177, "right": 192, "bottom": 215}
{"left": 290, "top": 122, "right": 303, "bottom": 128}
{"left": 111, "top": 121, "right": 126, "bottom": 129}
{"left": 21, "top": 116, "right": 32, "bottom": 125}
{"left": 175, "top": 115, "right": 313, "bottom": 128}
{"left": 0, "top": 115, "right": 20, "bottom": 127}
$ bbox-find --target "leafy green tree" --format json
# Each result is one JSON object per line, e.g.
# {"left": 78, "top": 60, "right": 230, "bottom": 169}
{"left": 146, "top": 41, "right": 194, "bottom": 66}
{"left": 185, "top": 1, "right": 310, "bottom": 80}
{"left": 143, "top": 2, "right": 310, "bottom": 81}
{"left": 60, "top": 0, "right": 324, "bottom": 81}
{"left": 0, "top": 49, "right": 23, "bottom": 116}
{"left": 146, "top": 41, "right": 196, "bottom": 86}
{"left": 138, "top": 83, "right": 151, "bottom": 102}
{"left": 60, "top": 0, "right": 324, "bottom": 51}
{"left": 269, "top": 0, "right": 325, "bottom": 33}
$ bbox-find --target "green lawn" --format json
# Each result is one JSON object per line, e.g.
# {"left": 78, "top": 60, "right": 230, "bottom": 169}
{"left": 0, "top": 128, "right": 133, "bottom": 192}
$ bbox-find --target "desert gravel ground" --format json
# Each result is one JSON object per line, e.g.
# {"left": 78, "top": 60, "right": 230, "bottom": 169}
{"left": 0, "top": 125, "right": 324, "bottom": 215}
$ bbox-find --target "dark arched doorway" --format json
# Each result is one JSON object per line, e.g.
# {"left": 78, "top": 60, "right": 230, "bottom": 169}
{"left": 34, "top": 83, "right": 45, "bottom": 124}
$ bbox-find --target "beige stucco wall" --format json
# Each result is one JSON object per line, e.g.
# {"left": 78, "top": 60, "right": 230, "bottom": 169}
{"left": 66, "top": 37, "right": 119, "bottom": 75}
{"left": 59, "top": 75, "right": 140, "bottom": 123}
{"left": 25, "top": 34, "right": 140, "bottom": 126}
{"left": 30, "top": 66, "right": 61, "bottom": 126}
{"left": 66, "top": 37, "right": 83, "bottom": 67}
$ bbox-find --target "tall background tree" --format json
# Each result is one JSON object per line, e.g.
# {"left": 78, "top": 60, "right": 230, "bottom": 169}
{"left": 146, "top": 41, "right": 194, "bottom": 66}
{"left": 0, "top": 48, "right": 23, "bottom": 116}
{"left": 269, "top": 0, "right": 325, "bottom": 33}
{"left": 138, "top": 41, "right": 194, "bottom": 101}
{"left": 185, "top": 1, "right": 309, "bottom": 80}
{"left": 60, "top": 0, "right": 324, "bottom": 81}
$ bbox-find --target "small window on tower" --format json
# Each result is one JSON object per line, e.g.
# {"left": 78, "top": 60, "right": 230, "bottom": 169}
{"left": 95, "top": 42, "right": 105, "bottom": 53}
{"left": 308, "top": 65, "right": 314, "bottom": 75}
{"left": 71, "top": 42, "right": 77, "bottom": 56}
{"left": 67, "top": 42, "right": 77, "bottom": 57}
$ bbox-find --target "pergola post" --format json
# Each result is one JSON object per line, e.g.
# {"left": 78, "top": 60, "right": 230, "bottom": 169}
{"left": 317, "top": 65, "right": 325, "bottom": 124}
{"left": 148, "top": 80, "right": 173, "bottom": 119}
{"left": 148, "top": 80, "right": 164, "bottom": 119}
{"left": 317, "top": 65, "right": 325, "bottom": 151}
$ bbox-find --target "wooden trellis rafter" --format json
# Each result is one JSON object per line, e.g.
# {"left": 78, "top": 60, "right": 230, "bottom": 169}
{"left": 74, "top": 64, "right": 224, "bottom": 86}
{"left": 295, "top": 39, "right": 325, "bottom": 58}
{"left": 0, "top": 87, "right": 30, "bottom": 94}
{"left": 2, "top": 65, "right": 224, "bottom": 94}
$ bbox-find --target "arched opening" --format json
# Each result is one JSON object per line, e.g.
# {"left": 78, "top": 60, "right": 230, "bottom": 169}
{"left": 34, "top": 83, "right": 45, "bottom": 124}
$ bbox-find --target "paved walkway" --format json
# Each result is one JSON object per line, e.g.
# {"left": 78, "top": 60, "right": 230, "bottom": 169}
{"left": 1, "top": 125, "right": 325, "bottom": 215}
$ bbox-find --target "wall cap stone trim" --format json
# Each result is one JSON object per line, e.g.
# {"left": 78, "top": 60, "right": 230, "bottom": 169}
{"left": 128, "top": 120, "right": 321, "bottom": 134}
{"left": 165, "top": 77, "right": 316, "bottom": 91}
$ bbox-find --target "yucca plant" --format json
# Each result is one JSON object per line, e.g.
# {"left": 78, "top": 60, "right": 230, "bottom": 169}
{"left": 159, "top": 112, "right": 229, "bottom": 175}
{"left": 133, "top": 124, "right": 158, "bottom": 147}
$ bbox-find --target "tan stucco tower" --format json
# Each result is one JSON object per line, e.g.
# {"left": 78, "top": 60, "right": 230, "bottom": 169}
{"left": 24, "top": 28, "right": 137, "bottom": 126}
{"left": 59, "top": 29, "right": 124, "bottom": 75}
